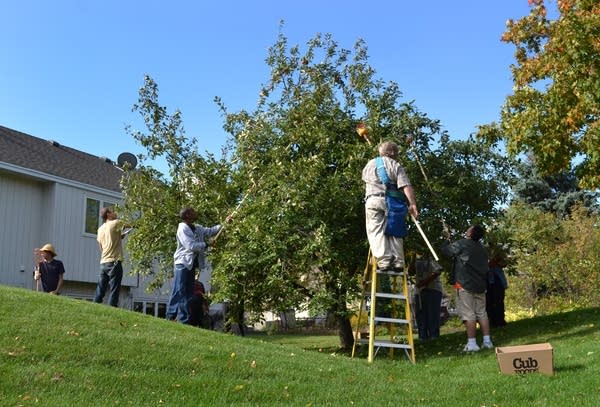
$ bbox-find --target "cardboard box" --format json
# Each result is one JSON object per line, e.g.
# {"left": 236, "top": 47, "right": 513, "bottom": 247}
{"left": 495, "top": 343, "right": 554, "bottom": 375}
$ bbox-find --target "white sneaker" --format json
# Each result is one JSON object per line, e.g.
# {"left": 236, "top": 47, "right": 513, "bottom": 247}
{"left": 482, "top": 341, "right": 494, "bottom": 349}
{"left": 463, "top": 343, "right": 480, "bottom": 352}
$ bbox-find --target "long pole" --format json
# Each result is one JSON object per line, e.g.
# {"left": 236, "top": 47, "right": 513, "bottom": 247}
{"left": 406, "top": 135, "right": 451, "bottom": 234}
{"left": 33, "top": 248, "right": 42, "bottom": 291}
{"left": 411, "top": 215, "right": 439, "bottom": 262}
{"left": 212, "top": 180, "right": 258, "bottom": 245}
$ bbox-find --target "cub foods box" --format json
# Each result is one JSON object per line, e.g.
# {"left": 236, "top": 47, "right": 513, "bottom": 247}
{"left": 495, "top": 343, "right": 554, "bottom": 375}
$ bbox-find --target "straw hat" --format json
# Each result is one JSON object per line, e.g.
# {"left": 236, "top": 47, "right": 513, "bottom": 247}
{"left": 40, "top": 243, "right": 57, "bottom": 257}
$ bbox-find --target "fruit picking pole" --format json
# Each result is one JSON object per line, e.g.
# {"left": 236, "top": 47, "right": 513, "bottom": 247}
{"left": 33, "top": 248, "right": 43, "bottom": 292}
{"left": 407, "top": 135, "right": 451, "bottom": 234}
{"left": 411, "top": 215, "right": 439, "bottom": 262}
{"left": 211, "top": 197, "right": 244, "bottom": 244}
{"left": 211, "top": 181, "right": 257, "bottom": 245}
{"left": 356, "top": 123, "right": 373, "bottom": 145}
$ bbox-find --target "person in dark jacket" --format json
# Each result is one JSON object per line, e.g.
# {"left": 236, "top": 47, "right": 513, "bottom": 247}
{"left": 411, "top": 255, "right": 443, "bottom": 340}
{"left": 486, "top": 254, "right": 508, "bottom": 328}
{"left": 441, "top": 224, "right": 493, "bottom": 352}
{"left": 189, "top": 281, "right": 211, "bottom": 328}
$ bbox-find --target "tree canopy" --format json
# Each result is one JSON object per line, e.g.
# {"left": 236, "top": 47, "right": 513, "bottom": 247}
{"left": 212, "top": 31, "right": 513, "bottom": 346}
{"left": 121, "top": 31, "right": 515, "bottom": 347}
{"left": 496, "top": 0, "right": 600, "bottom": 189}
{"left": 121, "top": 75, "right": 236, "bottom": 292}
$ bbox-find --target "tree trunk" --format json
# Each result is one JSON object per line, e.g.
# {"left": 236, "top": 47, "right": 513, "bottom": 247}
{"left": 326, "top": 283, "right": 355, "bottom": 349}
{"left": 337, "top": 315, "right": 355, "bottom": 349}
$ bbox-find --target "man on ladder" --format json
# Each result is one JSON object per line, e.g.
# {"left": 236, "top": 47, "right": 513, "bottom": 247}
{"left": 359, "top": 140, "right": 419, "bottom": 362}
{"left": 362, "top": 140, "right": 419, "bottom": 273}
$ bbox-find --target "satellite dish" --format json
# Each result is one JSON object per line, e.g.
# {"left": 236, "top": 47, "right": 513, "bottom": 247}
{"left": 117, "top": 152, "right": 138, "bottom": 169}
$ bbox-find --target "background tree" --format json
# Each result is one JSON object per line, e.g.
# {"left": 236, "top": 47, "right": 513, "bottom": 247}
{"left": 496, "top": 202, "right": 600, "bottom": 313}
{"left": 511, "top": 158, "right": 599, "bottom": 217}
{"left": 493, "top": 0, "right": 600, "bottom": 189}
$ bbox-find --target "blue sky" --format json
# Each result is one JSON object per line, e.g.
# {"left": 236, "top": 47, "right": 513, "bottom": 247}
{"left": 1, "top": 0, "right": 537, "bottom": 167}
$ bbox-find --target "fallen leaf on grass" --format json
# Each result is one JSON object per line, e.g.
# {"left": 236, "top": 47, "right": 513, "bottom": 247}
{"left": 51, "top": 373, "right": 64, "bottom": 382}
{"left": 250, "top": 360, "right": 257, "bottom": 368}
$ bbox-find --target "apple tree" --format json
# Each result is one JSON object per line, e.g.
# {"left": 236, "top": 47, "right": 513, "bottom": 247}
{"left": 212, "top": 31, "right": 513, "bottom": 347}
{"left": 120, "top": 35, "right": 515, "bottom": 348}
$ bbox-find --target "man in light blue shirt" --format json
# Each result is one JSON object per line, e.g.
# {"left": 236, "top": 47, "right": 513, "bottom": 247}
{"left": 167, "top": 207, "right": 222, "bottom": 324}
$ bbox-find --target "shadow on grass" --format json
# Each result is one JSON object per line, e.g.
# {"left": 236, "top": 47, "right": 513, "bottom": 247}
{"left": 414, "top": 307, "right": 599, "bottom": 363}
{"left": 554, "top": 363, "right": 587, "bottom": 373}
{"left": 248, "top": 307, "right": 599, "bottom": 364}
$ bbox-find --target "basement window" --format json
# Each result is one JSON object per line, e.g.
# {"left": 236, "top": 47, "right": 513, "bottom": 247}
{"left": 133, "top": 301, "right": 167, "bottom": 318}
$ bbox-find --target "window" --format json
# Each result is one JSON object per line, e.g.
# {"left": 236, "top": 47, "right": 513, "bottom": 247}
{"left": 85, "top": 198, "right": 116, "bottom": 235}
{"left": 133, "top": 301, "right": 167, "bottom": 318}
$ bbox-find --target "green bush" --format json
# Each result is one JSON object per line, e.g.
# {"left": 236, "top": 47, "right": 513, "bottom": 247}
{"left": 502, "top": 203, "right": 600, "bottom": 315}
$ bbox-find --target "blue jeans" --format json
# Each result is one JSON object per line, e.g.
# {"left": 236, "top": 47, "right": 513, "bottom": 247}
{"left": 94, "top": 261, "right": 123, "bottom": 307}
{"left": 414, "top": 288, "right": 442, "bottom": 340}
{"left": 166, "top": 264, "right": 195, "bottom": 324}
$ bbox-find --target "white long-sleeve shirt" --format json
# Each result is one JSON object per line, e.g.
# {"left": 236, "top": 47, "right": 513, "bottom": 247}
{"left": 173, "top": 222, "right": 221, "bottom": 269}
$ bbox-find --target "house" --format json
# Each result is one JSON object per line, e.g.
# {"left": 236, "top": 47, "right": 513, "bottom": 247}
{"left": 0, "top": 125, "right": 172, "bottom": 316}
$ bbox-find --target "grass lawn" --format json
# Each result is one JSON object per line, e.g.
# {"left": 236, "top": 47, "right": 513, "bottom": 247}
{"left": 1, "top": 284, "right": 599, "bottom": 406}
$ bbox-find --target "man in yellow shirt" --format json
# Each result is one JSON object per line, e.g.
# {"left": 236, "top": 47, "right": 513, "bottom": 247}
{"left": 94, "top": 207, "right": 128, "bottom": 307}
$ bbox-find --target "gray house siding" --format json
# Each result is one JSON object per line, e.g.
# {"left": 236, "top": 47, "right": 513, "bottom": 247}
{"left": 0, "top": 167, "right": 137, "bottom": 288}
{"left": 0, "top": 126, "right": 172, "bottom": 315}
{"left": 0, "top": 172, "right": 45, "bottom": 288}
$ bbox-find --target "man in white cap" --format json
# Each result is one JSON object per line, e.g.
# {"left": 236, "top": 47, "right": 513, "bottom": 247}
{"left": 362, "top": 140, "right": 418, "bottom": 272}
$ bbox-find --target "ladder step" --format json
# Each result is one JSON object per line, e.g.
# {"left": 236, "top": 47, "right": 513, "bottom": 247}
{"left": 374, "top": 316, "right": 410, "bottom": 324}
{"left": 374, "top": 292, "right": 406, "bottom": 300}
{"left": 376, "top": 269, "right": 404, "bottom": 276}
{"left": 351, "top": 251, "right": 415, "bottom": 363}
{"left": 356, "top": 338, "right": 413, "bottom": 349}
{"left": 373, "top": 340, "right": 413, "bottom": 349}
